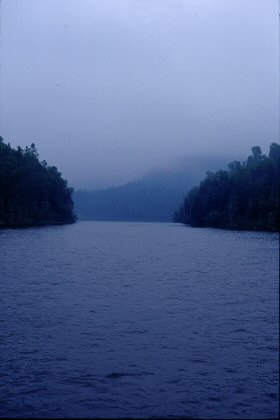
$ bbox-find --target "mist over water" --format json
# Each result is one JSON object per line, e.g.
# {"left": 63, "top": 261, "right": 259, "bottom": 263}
{"left": 0, "top": 1, "right": 279, "bottom": 418}
{"left": 1, "top": 222, "right": 278, "bottom": 418}
{"left": 1, "top": 0, "right": 278, "bottom": 189}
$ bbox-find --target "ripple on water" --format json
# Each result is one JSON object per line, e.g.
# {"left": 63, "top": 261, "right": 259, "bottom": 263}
{"left": 0, "top": 222, "right": 279, "bottom": 419}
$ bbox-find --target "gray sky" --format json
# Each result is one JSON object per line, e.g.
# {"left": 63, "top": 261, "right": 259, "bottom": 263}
{"left": 0, "top": 0, "right": 279, "bottom": 188}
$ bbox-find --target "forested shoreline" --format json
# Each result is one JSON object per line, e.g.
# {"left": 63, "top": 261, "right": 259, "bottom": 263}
{"left": 0, "top": 137, "right": 76, "bottom": 228}
{"left": 74, "top": 157, "right": 228, "bottom": 222}
{"left": 174, "top": 143, "right": 280, "bottom": 232}
{"left": 1, "top": 136, "right": 279, "bottom": 231}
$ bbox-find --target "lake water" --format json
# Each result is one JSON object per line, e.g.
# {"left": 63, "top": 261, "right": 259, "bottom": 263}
{"left": 0, "top": 221, "right": 279, "bottom": 418}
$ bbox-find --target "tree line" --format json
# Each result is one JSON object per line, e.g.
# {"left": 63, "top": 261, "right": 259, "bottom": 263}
{"left": 74, "top": 183, "right": 186, "bottom": 222}
{"left": 74, "top": 156, "right": 228, "bottom": 222}
{"left": 0, "top": 137, "right": 76, "bottom": 228}
{"left": 174, "top": 143, "right": 280, "bottom": 232}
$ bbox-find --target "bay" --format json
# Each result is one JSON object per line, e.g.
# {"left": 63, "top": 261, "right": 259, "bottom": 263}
{"left": 0, "top": 221, "right": 279, "bottom": 418}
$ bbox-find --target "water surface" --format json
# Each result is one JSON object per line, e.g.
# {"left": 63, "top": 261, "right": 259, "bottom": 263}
{"left": 0, "top": 221, "right": 279, "bottom": 418}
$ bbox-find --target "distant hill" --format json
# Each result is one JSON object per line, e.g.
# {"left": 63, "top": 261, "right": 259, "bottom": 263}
{"left": 0, "top": 137, "right": 76, "bottom": 228}
{"left": 74, "top": 156, "right": 229, "bottom": 222}
{"left": 174, "top": 143, "right": 280, "bottom": 232}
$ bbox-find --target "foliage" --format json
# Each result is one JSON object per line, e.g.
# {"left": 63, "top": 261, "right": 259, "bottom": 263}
{"left": 0, "top": 137, "right": 76, "bottom": 228}
{"left": 74, "top": 182, "right": 186, "bottom": 222}
{"left": 74, "top": 156, "right": 229, "bottom": 222}
{"left": 174, "top": 143, "right": 280, "bottom": 232}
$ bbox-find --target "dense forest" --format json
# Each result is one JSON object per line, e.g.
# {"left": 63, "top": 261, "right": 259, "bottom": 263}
{"left": 74, "top": 183, "right": 185, "bottom": 222}
{"left": 74, "top": 156, "right": 228, "bottom": 222}
{"left": 174, "top": 143, "right": 280, "bottom": 232}
{"left": 0, "top": 137, "right": 76, "bottom": 228}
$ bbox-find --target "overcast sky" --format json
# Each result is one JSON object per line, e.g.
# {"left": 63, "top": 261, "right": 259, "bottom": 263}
{"left": 0, "top": 0, "right": 279, "bottom": 188}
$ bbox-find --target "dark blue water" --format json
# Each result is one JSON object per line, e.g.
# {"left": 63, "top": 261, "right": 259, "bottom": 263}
{"left": 0, "top": 221, "right": 279, "bottom": 418}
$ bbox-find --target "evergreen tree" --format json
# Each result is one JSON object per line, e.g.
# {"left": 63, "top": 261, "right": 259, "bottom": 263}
{"left": 174, "top": 143, "right": 280, "bottom": 232}
{"left": 0, "top": 138, "right": 76, "bottom": 228}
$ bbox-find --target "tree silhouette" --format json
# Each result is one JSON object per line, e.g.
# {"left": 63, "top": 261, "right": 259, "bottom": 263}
{"left": 0, "top": 138, "right": 76, "bottom": 228}
{"left": 174, "top": 143, "right": 280, "bottom": 232}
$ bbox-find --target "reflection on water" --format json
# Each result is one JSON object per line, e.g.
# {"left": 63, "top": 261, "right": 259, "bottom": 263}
{"left": 0, "top": 222, "right": 279, "bottom": 418}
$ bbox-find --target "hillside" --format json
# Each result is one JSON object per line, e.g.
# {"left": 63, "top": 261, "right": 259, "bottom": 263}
{"left": 74, "top": 156, "right": 228, "bottom": 222}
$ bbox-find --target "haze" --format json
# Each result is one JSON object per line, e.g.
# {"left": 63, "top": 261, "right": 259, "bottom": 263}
{"left": 0, "top": 0, "right": 278, "bottom": 189}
